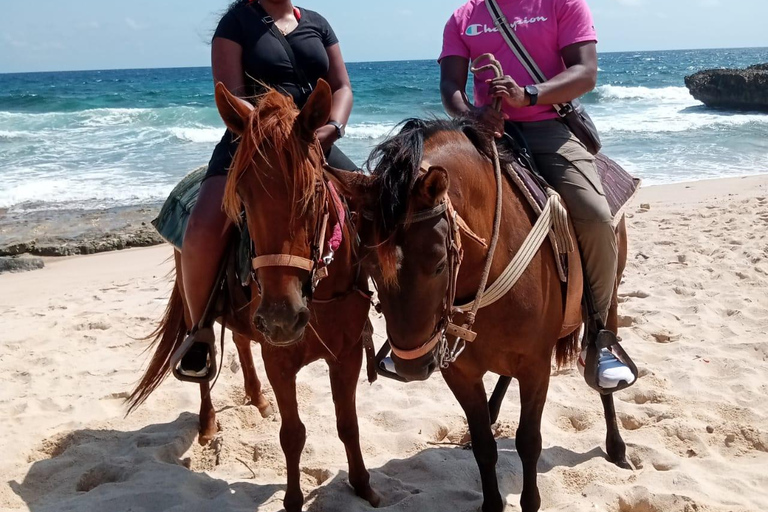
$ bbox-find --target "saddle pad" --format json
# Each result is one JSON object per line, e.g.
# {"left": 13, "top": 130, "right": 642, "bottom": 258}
{"left": 151, "top": 165, "right": 253, "bottom": 285}
{"left": 509, "top": 153, "right": 641, "bottom": 224}
{"left": 152, "top": 165, "right": 207, "bottom": 250}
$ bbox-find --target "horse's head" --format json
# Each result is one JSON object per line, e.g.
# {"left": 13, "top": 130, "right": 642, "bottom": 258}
{"left": 330, "top": 120, "right": 463, "bottom": 381}
{"left": 215, "top": 80, "right": 332, "bottom": 346}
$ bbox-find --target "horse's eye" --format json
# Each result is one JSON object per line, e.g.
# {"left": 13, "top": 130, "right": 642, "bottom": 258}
{"left": 435, "top": 261, "right": 447, "bottom": 275}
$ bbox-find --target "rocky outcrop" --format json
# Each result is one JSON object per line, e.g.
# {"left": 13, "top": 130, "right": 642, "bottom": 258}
{"left": 0, "top": 205, "right": 164, "bottom": 260}
{"left": 0, "top": 256, "right": 45, "bottom": 274}
{"left": 685, "top": 64, "right": 768, "bottom": 111}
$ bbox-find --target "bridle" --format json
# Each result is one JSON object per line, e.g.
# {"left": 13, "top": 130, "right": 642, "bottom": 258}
{"left": 382, "top": 165, "right": 489, "bottom": 369}
{"left": 249, "top": 142, "right": 340, "bottom": 299}
{"left": 384, "top": 53, "right": 509, "bottom": 370}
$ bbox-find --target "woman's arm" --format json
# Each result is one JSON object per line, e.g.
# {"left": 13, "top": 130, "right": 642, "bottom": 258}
{"left": 211, "top": 37, "right": 246, "bottom": 99}
{"left": 316, "top": 43, "right": 353, "bottom": 151}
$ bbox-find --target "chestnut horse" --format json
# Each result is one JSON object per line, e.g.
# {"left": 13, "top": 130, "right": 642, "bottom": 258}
{"left": 329, "top": 118, "right": 629, "bottom": 512}
{"left": 128, "top": 81, "right": 379, "bottom": 511}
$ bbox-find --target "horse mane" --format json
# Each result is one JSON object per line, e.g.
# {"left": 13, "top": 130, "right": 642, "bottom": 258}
{"left": 222, "top": 87, "right": 323, "bottom": 224}
{"left": 365, "top": 116, "right": 513, "bottom": 283}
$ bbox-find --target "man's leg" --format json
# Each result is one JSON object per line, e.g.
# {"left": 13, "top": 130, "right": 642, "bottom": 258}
{"left": 534, "top": 154, "right": 617, "bottom": 321}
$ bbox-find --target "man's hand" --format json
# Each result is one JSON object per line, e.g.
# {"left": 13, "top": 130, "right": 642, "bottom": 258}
{"left": 487, "top": 75, "right": 529, "bottom": 109}
{"left": 471, "top": 105, "right": 508, "bottom": 138}
{"left": 316, "top": 124, "right": 339, "bottom": 152}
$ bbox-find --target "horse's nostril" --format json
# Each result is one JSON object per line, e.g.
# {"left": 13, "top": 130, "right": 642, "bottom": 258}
{"left": 294, "top": 307, "right": 310, "bottom": 331}
{"left": 254, "top": 314, "right": 268, "bottom": 334}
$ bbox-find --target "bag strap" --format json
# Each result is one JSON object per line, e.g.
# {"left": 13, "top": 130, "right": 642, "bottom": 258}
{"left": 256, "top": 5, "right": 314, "bottom": 97}
{"left": 484, "top": 0, "right": 569, "bottom": 117}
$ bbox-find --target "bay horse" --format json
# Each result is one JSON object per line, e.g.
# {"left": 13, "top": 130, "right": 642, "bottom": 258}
{"left": 327, "top": 118, "right": 630, "bottom": 512}
{"left": 128, "top": 80, "right": 380, "bottom": 511}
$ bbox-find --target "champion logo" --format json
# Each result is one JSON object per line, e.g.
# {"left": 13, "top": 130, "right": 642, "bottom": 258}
{"left": 466, "top": 16, "right": 549, "bottom": 37}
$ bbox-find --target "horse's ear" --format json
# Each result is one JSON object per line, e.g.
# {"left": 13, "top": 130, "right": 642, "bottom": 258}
{"left": 325, "top": 167, "right": 375, "bottom": 210}
{"left": 297, "top": 79, "right": 332, "bottom": 138}
{"left": 415, "top": 166, "right": 449, "bottom": 207}
{"left": 214, "top": 82, "right": 253, "bottom": 136}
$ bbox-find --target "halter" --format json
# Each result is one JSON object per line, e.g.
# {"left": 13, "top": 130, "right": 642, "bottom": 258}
{"left": 250, "top": 144, "right": 344, "bottom": 298}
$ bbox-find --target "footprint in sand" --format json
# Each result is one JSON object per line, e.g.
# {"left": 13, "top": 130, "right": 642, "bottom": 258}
{"left": 76, "top": 462, "right": 131, "bottom": 492}
{"left": 74, "top": 321, "right": 112, "bottom": 331}
{"left": 621, "top": 290, "right": 650, "bottom": 299}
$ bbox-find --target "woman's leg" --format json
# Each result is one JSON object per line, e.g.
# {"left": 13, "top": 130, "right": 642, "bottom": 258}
{"left": 181, "top": 175, "right": 232, "bottom": 337}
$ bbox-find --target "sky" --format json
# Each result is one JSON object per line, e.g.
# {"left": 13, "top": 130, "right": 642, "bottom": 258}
{"left": 1, "top": 0, "right": 766, "bottom": 73}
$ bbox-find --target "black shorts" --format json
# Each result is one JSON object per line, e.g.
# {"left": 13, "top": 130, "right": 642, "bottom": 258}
{"left": 204, "top": 129, "right": 358, "bottom": 182}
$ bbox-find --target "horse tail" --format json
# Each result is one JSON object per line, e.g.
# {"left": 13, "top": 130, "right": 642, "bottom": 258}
{"left": 126, "top": 280, "right": 187, "bottom": 413}
{"left": 554, "top": 329, "right": 580, "bottom": 370}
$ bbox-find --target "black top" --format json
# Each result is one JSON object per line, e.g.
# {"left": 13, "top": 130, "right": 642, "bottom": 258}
{"left": 214, "top": 3, "right": 338, "bottom": 107}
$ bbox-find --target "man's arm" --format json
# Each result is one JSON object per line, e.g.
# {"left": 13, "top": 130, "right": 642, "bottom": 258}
{"left": 488, "top": 41, "right": 598, "bottom": 108}
{"left": 440, "top": 56, "right": 506, "bottom": 136}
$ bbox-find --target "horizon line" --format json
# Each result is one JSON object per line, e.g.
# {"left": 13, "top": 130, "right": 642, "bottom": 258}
{"left": 1, "top": 45, "right": 766, "bottom": 76}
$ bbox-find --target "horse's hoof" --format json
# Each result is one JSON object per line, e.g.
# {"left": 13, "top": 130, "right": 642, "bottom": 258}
{"left": 256, "top": 400, "right": 275, "bottom": 419}
{"left": 361, "top": 487, "right": 382, "bottom": 508}
{"left": 613, "top": 457, "right": 633, "bottom": 470}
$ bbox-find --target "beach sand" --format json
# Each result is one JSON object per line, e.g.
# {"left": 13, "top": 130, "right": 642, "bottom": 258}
{"left": 1, "top": 175, "right": 767, "bottom": 512}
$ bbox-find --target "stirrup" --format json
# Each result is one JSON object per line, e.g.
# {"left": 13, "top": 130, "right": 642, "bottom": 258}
{"left": 581, "top": 329, "right": 639, "bottom": 395}
{"left": 170, "top": 327, "right": 218, "bottom": 384}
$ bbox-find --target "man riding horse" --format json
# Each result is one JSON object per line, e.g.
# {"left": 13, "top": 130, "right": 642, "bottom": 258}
{"left": 439, "top": 0, "right": 635, "bottom": 389}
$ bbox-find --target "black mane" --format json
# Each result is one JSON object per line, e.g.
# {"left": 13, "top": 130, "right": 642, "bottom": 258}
{"left": 364, "top": 116, "right": 512, "bottom": 240}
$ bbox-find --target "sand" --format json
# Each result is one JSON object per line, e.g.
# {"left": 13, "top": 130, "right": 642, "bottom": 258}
{"left": 1, "top": 175, "right": 767, "bottom": 512}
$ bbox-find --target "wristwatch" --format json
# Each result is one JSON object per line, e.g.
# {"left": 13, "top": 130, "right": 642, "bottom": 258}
{"left": 326, "top": 120, "right": 345, "bottom": 139}
{"left": 524, "top": 85, "right": 539, "bottom": 107}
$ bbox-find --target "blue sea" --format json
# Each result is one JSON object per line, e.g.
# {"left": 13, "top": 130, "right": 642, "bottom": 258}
{"left": 1, "top": 47, "right": 767, "bottom": 212}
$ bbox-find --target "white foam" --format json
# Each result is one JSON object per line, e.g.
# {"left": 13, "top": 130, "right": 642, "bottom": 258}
{"left": 594, "top": 105, "right": 768, "bottom": 134}
{"left": 345, "top": 123, "right": 397, "bottom": 140}
{"left": 596, "top": 85, "right": 695, "bottom": 103}
{"left": 169, "top": 127, "right": 223, "bottom": 143}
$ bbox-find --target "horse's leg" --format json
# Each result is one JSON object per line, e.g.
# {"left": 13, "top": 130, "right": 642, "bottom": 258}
{"left": 198, "top": 383, "right": 218, "bottom": 445}
{"left": 328, "top": 346, "right": 381, "bottom": 507}
{"left": 601, "top": 270, "right": 630, "bottom": 468}
{"left": 232, "top": 333, "right": 274, "bottom": 418}
{"left": 443, "top": 369, "right": 503, "bottom": 512}
{"left": 264, "top": 354, "right": 306, "bottom": 512}
{"left": 488, "top": 376, "right": 513, "bottom": 425}
{"left": 176, "top": 250, "right": 218, "bottom": 445}
{"left": 515, "top": 361, "right": 550, "bottom": 512}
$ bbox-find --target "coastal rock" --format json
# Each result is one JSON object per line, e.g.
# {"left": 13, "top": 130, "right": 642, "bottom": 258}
{"left": 0, "top": 256, "right": 45, "bottom": 274}
{"left": 685, "top": 64, "right": 768, "bottom": 111}
{"left": 0, "top": 205, "right": 165, "bottom": 258}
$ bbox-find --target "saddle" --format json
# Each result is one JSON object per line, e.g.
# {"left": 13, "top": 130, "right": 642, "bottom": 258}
{"left": 503, "top": 151, "right": 641, "bottom": 340}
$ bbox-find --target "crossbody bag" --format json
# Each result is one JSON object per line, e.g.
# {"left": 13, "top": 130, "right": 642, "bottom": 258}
{"left": 484, "top": 0, "right": 602, "bottom": 155}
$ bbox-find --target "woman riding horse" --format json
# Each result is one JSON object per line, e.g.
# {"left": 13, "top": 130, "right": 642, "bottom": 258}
{"left": 178, "top": 0, "right": 357, "bottom": 376}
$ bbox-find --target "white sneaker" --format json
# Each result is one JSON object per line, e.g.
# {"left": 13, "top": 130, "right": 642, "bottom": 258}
{"left": 597, "top": 348, "right": 636, "bottom": 389}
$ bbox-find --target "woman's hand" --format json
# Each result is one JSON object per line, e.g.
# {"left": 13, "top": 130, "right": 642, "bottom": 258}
{"left": 487, "top": 75, "right": 529, "bottom": 109}
{"left": 316, "top": 124, "right": 339, "bottom": 152}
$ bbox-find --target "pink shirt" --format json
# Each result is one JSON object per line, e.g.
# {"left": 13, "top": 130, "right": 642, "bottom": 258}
{"left": 439, "top": 0, "right": 598, "bottom": 123}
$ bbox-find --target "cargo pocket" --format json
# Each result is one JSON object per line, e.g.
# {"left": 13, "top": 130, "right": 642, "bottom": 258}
{"left": 572, "top": 158, "right": 605, "bottom": 197}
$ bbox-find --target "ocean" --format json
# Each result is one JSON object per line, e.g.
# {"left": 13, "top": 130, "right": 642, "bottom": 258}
{"left": 1, "top": 47, "right": 767, "bottom": 213}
